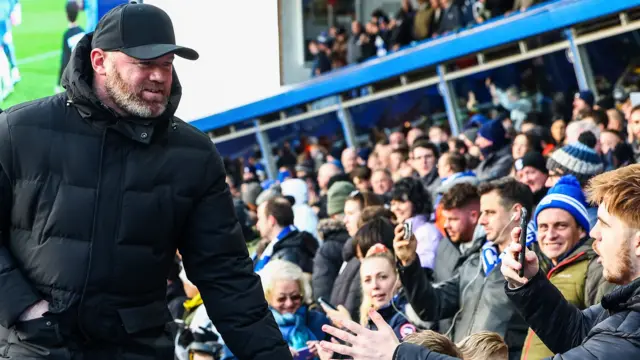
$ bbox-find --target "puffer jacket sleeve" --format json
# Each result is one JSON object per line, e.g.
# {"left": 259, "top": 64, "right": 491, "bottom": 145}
{"left": 393, "top": 343, "right": 461, "bottom": 360}
{"left": 549, "top": 331, "right": 640, "bottom": 360}
{"left": 505, "top": 271, "right": 603, "bottom": 354}
{"left": 398, "top": 258, "right": 460, "bottom": 322}
{"left": 179, "top": 144, "right": 291, "bottom": 360}
{"left": 0, "top": 113, "right": 42, "bottom": 328}
{"left": 312, "top": 240, "right": 343, "bottom": 302}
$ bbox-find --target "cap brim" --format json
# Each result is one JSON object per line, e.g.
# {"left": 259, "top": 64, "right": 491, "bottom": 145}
{"left": 121, "top": 44, "right": 199, "bottom": 61}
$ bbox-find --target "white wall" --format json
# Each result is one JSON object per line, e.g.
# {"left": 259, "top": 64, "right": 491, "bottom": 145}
{"left": 145, "top": 0, "right": 281, "bottom": 122}
{"left": 280, "top": 0, "right": 310, "bottom": 85}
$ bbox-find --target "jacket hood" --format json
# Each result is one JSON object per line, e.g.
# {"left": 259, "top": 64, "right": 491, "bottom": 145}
{"left": 317, "top": 219, "right": 349, "bottom": 243}
{"left": 277, "top": 230, "right": 319, "bottom": 257}
{"left": 281, "top": 179, "right": 309, "bottom": 205}
{"left": 61, "top": 33, "right": 183, "bottom": 125}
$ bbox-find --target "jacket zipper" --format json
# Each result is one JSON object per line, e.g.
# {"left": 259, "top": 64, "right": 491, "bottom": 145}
{"left": 466, "top": 275, "right": 488, "bottom": 337}
{"left": 76, "top": 129, "right": 107, "bottom": 341}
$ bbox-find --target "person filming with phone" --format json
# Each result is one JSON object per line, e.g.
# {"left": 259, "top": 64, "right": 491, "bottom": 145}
{"left": 501, "top": 164, "right": 640, "bottom": 358}
{"left": 394, "top": 178, "right": 534, "bottom": 360}
{"left": 517, "top": 174, "right": 614, "bottom": 359}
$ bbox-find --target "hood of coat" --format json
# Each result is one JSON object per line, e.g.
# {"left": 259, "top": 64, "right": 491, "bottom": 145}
{"left": 317, "top": 219, "right": 349, "bottom": 243}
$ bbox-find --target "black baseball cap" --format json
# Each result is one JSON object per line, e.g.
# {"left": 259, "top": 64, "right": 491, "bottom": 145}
{"left": 91, "top": 1, "right": 199, "bottom": 61}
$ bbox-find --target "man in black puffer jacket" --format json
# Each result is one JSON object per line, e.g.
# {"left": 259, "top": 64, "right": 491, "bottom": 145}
{"left": 500, "top": 164, "right": 640, "bottom": 359}
{"left": 0, "top": 3, "right": 290, "bottom": 360}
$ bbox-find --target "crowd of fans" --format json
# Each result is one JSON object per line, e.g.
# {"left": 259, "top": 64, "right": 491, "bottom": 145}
{"left": 309, "top": 0, "right": 544, "bottom": 78}
{"left": 169, "top": 80, "right": 640, "bottom": 359}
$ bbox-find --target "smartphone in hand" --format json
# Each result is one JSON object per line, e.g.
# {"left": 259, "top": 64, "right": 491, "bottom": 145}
{"left": 318, "top": 297, "right": 338, "bottom": 312}
{"left": 403, "top": 220, "right": 413, "bottom": 240}
{"left": 518, "top": 208, "right": 528, "bottom": 278}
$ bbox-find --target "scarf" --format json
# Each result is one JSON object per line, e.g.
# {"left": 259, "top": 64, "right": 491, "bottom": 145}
{"left": 253, "top": 225, "right": 297, "bottom": 272}
{"left": 271, "top": 306, "right": 317, "bottom": 350}
{"left": 481, "top": 223, "right": 537, "bottom": 275}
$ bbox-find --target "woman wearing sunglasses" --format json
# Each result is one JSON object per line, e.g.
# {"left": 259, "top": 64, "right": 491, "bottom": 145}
{"left": 259, "top": 259, "right": 331, "bottom": 359}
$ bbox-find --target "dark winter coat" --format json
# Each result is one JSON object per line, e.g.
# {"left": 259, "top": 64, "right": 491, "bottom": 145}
{"left": 506, "top": 271, "right": 640, "bottom": 359}
{"left": 0, "top": 33, "right": 289, "bottom": 360}
{"left": 330, "top": 238, "right": 362, "bottom": 319}
{"left": 271, "top": 229, "right": 319, "bottom": 274}
{"left": 312, "top": 219, "right": 350, "bottom": 302}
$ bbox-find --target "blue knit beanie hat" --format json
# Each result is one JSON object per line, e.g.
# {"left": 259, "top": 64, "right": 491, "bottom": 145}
{"left": 534, "top": 175, "right": 591, "bottom": 232}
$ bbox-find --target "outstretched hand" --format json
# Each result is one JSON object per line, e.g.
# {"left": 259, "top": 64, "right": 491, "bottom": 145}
{"left": 320, "top": 309, "right": 399, "bottom": 360}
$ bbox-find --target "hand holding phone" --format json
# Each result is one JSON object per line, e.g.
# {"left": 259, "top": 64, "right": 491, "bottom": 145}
{"left": 293, "top": 347, "right": 313, "bottom": 360}
{"left": 518, "top": 208, "right": 528, "bottom": 278}
{"left": 318, "top": 297, "right": 337, "bottom": 312}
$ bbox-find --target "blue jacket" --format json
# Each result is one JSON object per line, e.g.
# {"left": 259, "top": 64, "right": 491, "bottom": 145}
{"left": 367, "top": 294, "right": 419, "bottom": 340}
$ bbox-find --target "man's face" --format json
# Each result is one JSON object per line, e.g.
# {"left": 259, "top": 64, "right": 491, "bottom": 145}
{"left": 256, "top": 203, "right": 274, "bottom": 240}
{"left": 353, "top": 177, "right": 371, "bottom": 193}
{"left": 591, "top": 204, "right": 640, "bottom": 285}
{"left": 344, "top": 199, "right": 363, "bottom": 237}
{"left": 573, "top": 97, "right": 589, "bottom": 116}
{"left": 103, "top": 52, "right": 173, "bottom": 118}
{"left": 437, "top": 155, "right": 452, "bottom": 179}
{"left": 389, "top": 132, "right": 405, "bottom": 149}
{"left": 479, "top": 191, "right": 514, "bottom": 245}
{"left": 537, "top": 208, "right": 583, "bottom": 265}
{"left": 630, "top": 110, "right": 640, "bottom": 140}
{"left": 411, "top": 147, "right": 436, "bottom": 177}
{"left": 443, "top": 207, "right": 478, "bottom": 243}
{"left": 600, "top": 132, "right": 621, "bottom": 154}
{"left": 517, "top": 167, "right": 548, "bottom": 193}
{"left": 474, "top": 135, "right": 493, "bottom": 150}
{"left": 407, "top": 129, "right": 424, "bottom": 147}
{"left": 389, "top": 152, "right": 404, "bottom": 172}
{"left": 429, "top": 128, "right": 447, "bottom": 145}
{"left": 371, "top": 170, "right": 392, "bottom": 195}
{"left": 341, "top": 149, "right": 358, "bottom": 173}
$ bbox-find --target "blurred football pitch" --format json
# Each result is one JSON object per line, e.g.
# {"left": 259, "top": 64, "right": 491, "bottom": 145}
{"left": 2, "top": 0, "right": 86, "bottom": 108}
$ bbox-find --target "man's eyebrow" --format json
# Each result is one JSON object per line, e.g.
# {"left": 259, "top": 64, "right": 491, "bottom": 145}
{"left": 597, "top": 216, "right": 610, "bottom": 227}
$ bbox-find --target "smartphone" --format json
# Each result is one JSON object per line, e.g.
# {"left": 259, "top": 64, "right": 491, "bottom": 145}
{"left": 318, "top": 297, "right": 338, "bottom": 312}
{"left": 403, "top": 220, "right": 413, "bottom": 240}
{"left": 518, "top": 208, "right": 528, "bottom": 278}
{"left": 293, "top": 347, "right": 313, "bottom": 360}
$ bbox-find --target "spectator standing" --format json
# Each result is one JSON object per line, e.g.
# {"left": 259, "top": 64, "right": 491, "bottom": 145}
{"left": 254, "top": 197, "right": 319, "bottom": 274}
{"left": 521, "top": 175, "right": 614, "bottom": 359}
{"left": 501, "top": 164, "right": 640, "bottom": 358}
{"left": 474, "top": 119, "right": 513, "bottom": 182}
{"left": 394, "top": 178, "right": 533, "bottom": 359}
{"left": 437, "top": 0, "right": 463, "bottom": 36}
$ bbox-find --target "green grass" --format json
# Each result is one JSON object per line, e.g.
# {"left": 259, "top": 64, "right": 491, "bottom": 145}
{"left": 2, "top": 0, "right": 86, "bottom": 108}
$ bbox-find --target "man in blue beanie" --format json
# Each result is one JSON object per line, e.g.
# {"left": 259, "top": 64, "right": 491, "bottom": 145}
{"left": 522, "top": 175, "right": 614, "bottom": 358}
{"left": 573, "top": 90, "right": 594, "bottom": 120}
{"left": 474, "top": 119, "right": 513, "bottom": 181}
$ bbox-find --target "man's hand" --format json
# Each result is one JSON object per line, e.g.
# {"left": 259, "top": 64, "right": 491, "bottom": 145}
{"left": 319, "top": 309, "right": 399, "bottom": 360}
{"left": 393, "top": 224, "right": 417, "bottom": 266}
{"left": 500, "top": 227, "right": 539, "bottom": 288}
{"left": 18, "top": 300, "right": 49, "bottom": 322}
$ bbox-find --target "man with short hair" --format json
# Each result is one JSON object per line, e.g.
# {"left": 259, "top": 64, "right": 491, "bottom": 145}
{"left": 371, "top": 168, "right": 393, "bottom": 197}
{"left": 501, "top": 164, "right": 640, "bottom": 358}
{"left": 254, "top": 197, "right": 319, "bottom": 274}
{"left": 341, "top": 147, "right": 359, "bottom": 174}
{"left": 410, "top": 139, "right": 441, "bottom": 193}
{"left": 0, "top": 3, "right": 291, "bottom": 359}
{"left": 434, "top": 152, "right": 477, "bottom": 206}
{"left": 520, "top": 175, "right": 612, "bottom": 359}
{"left": 394, "top": 178, "right": 532, "bottom": 359}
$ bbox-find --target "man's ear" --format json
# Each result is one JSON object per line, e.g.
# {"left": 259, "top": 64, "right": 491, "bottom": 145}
{"left": 512, "top": 204, "right": 523, "bottom": 222}
{"left": 91, "top": 48, "right": 108, "bottom": 76}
